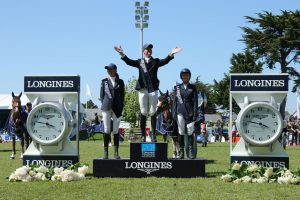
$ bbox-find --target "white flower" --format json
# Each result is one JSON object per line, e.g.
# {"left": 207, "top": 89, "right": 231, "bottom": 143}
{"left": 29, "top": 170, "right": 36, "bottom": 177}
{"left": 34, "top": 172, "right": 47, "bottom": 181}
{"left": 22, "top": 175, "right": 32, "bottom": 182}
{"left": 269, "top": 179, "right": 276, "bottom": 183}
{"left": 78, "top": 173, "right": 85, "bottom": 180}
{"left": 257, "top": 177, "right": 268, "bottom": 184}
{"left": 290, "top": 177, "right": 300, "bottom": 185}
{"left": 51, "top": 175, "right": 62, "bottom": 181}
{"left": 241, "top": 176, "right": 252, "bottom": 183}
{"left": 21, "top": 166, "right": 31, "bottom": 172}
{"left": 264, "top": 167, "right": 273, "bottom": 178}
{"left": 233, "top": 178, "right": 242, "bottom": 184}
{"left": 221, "top": 174, "right": 233, "bottom": 182}
{"left": 60, "top": 170, "right": 80, "bottom": 182}
{"left": 35, "top": 165, "right": 49, "bottom": 174}
{"left": 247, "top": 164, "right": 259, "bottom": 173}
{"left": 15, "top": 167, "right": 28, "bottom": 178}
{"left": 232, "top": 163, "right": 241, "bottom": 171}
{"left": 78, "top": 165, "right": 89, "bottom": 175}
{"left": 283, "top": 170, "right": 293, "bottom": 177}
{"left": 54, "top": 167, "right": 64, "bottom": 175}
{"left": 252, "top": 178, "right": 258, "bottom": 183}
{"left": 9, "top": 173, "right": 21, "bottom": 182}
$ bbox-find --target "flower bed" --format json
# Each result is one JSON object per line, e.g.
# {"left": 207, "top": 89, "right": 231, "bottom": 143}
{"left": 9, "top": 163, "right": 89, "bottom": 182}
{"left": 221, "top": 163, "right": 300, "bottom": 184}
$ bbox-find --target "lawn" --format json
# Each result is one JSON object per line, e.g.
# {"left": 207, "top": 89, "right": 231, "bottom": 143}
{"left": 1, "top": 134, "right": 300, "bottom": 200}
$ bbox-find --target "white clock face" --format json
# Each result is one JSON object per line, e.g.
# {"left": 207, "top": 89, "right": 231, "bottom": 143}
{"left": 28, "top": 103, "right": 67, "bottom": 144}
{"left": 237, "top": 102, "right": 283, "bottom": 145}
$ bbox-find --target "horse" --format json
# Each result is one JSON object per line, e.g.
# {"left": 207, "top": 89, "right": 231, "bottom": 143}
{"left": 156, "top": 90, "right": 180, "bottom": 158}
{"left": 9, "top": 92, "right": 26, "bottom": 159}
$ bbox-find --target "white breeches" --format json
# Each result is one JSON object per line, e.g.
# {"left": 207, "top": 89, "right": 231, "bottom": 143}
{"left": 102, "top": 109, "right": 121, "bottom": 135}
{"left": 177, "top": 114, "right": 194, "bottom": 136}
{"left": 138, "top": 89, "right": 158, "bottom": 117}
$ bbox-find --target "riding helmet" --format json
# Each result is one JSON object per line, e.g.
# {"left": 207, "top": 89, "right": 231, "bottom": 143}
{"left": 180, "top": 68, "right": 191, "bottom": 79}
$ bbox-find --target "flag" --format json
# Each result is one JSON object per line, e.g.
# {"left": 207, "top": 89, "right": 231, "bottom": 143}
{"left": 86, "top": 84, "right": 93, "bottom": 100}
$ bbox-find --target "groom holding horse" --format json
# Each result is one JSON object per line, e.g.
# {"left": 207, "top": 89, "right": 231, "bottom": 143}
{"left": 114, "top": 44, "right": 182, "bottom": 142}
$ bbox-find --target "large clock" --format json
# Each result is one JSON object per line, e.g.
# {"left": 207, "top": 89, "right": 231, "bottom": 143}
{"left": 26, "top": 102, "right": 72, "bottom": 145}
{"left": 236, "top": 102, "right": 283, "bottom": 146}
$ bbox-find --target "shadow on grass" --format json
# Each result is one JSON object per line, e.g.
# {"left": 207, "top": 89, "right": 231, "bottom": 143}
{"left": 0, "top": 150, "right": 12, "bottom": 152}
{"left": 205, "top": 171, "right": 226, "bottom": 178}
{"left": 205, "top": 159, "right": 216, "bottom": 164}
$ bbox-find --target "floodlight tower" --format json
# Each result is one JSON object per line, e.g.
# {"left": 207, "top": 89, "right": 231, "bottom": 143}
{"left": 135, "top": 1, "right": 149, "bottom": 59}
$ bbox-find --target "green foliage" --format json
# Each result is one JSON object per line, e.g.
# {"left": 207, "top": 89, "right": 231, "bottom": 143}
{"left": 241, "top": 10, "right": 300, "bottom": 92}
{"left": 122, "top": 77, "right": 140, "bottom": 127}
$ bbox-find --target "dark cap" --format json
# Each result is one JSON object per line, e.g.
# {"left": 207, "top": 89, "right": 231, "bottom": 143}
{"left": 105, "top": 63, "right": 117, "bottom": 70}
{"left": 142, "top": 43, "right": 153, "bottom": 51}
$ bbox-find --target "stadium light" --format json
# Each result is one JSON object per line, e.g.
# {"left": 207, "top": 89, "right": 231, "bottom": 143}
{"left": 135, "top": 1, "right": 149, "bottom": 58}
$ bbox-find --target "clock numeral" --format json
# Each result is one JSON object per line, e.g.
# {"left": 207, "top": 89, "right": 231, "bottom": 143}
{"left": 267, "top": 109, "right": 269, "bottom": 113}
{"left": 58, "top": 130, "right": 61, "bottom": 133}
{"left": 246, "top": 130, "right": 250, "bottom": 134}
{"left": 58, "top": 114, "right": 62, "bottom": 118}
{"left": 34, "top": 115, "right": 38, "bottom": 119}
{"left": 272, "top": 114, "right": 276, "bottom": 118}
{"left": 274, "top": 122, "right": 278, "bottom": 125}
{"left": 246, "top": 115, "right": 250, "bottom": 118}
{"left": 267, "top": 135, "right": 271, "bottom": 139}
{"left": 45, "top": 108, "right": 50, "bottom": 111}
{"left": 38, "top": 135, "right": 42, "bottom": 139}
{"left": 273, "top": 130, "right": 276, "bottom": 133}
{"left": 259, "top": 137, "right": 263, "bottom": 141}
{"left": 60, "top": 122, "right": 63, "bottom": 126}
{"left": 257, "top": 107, "right": 262, "bottom": 111}
{"left": 250, "top": 109, "right": 254, "bottom": 113}
{"left": 53, "top": 109, "right": 56, "bottom": 113}
{"left": 53, "top": 135, "right": 57, "bottom": 139}
{"left": 243, "top": 122, "right": 247, "bottom": 126}
{"left": 33, "top": 130, "right": 37, "bottom": 133}
{"left": 251, "top": 135, "right": 255, "bottom": 139}
{"left": 38, "top": 109, "right": 42, "bottom": 113}
{"left": 45, "top": 137, "right": 49, "bottom": 140}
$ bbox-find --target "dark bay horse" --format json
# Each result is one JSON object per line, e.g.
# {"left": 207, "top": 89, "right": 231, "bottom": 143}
{"left": 9, "top": 92, "right": 25, "bottom": 159}
{"left": 156, "top": 90, "right": 180, "bottom": 158}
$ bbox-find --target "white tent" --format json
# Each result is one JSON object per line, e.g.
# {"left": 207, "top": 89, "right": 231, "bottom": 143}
{"left": 0, "top": 94, "right": 30, "bottom": 109}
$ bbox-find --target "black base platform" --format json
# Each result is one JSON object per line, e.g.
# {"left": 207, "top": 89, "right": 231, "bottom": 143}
{"left": 93, "top": 142, "right": 205, "bottom": 177}
{"left": 93, "top": 158, "right": 205, "bottom": 177}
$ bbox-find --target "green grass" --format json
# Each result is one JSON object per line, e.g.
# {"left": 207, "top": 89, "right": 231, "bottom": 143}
{"left": 1, "top": 134, "right": 300, "bottom": 200}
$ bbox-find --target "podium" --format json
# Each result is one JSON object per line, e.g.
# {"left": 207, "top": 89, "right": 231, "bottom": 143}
{"left": 93, "top": 142, "right": 205, "bottom": 177}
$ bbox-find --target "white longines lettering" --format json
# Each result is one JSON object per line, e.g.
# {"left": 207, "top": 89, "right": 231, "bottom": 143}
{"left": 234, "top": 79, "right": 285, "bottom": 88}
{"left": 25, "top": 159, "right": 74, "bottom": 167}
{"left": 27, "top": 80, "right": 74, "bottom": 88}
{"left": 125, "top": 161, "right": 172, "bottom": 174}
{"left": 238, "top": 160, "right": 286, "bottom": 168}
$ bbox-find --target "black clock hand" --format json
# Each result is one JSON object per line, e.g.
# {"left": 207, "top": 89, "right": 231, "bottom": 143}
{"left": 247, "top": 121, "right": 269, "bottom": 128}
{"left": 36, "top": 121, "right": 55, "bottom": 128}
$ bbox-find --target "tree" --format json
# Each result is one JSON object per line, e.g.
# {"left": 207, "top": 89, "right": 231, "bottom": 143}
{"left": 212, "top": 51, "right": 263, "bottom": 113}
{"left": 241, "top": 10, "right": 300, "bottom": 117}
{"left": 122, "top": 77, "right": 140, "bottom": 127}
{"left": 82, "top": 99, "right": 98, "bottom": 109}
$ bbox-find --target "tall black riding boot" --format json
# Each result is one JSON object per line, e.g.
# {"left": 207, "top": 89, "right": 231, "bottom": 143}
{"left": 140, "top": 114, "right": 147, "bottom": 142}
{"left": 113, "top": 134, "right": 120, "bottom": 159}
{"left": 188, "top": 135, "right": 194, "bottom": 159}
{"left": 178, "top": 135, "right": 185, "bottom": 159}
{"left": 151, "top": 115, "right": 157, "bottom": 142}
{"left": 103, "top": 134, "right": 110, "bottom": 159}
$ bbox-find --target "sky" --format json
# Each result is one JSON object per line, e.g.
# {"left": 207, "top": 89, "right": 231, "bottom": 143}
{"left": 0, "top": 0, "right": 299, "bottom": 113}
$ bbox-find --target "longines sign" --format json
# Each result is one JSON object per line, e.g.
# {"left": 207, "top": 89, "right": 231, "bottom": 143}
{"left": 24, "top": 75, "right": 80, "bottom": 92}
{"left": 125, "top": 161, "right": 172, "bottom": 174}
{"left": 230, "top": 74, "right": 288, "bottom": 92}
